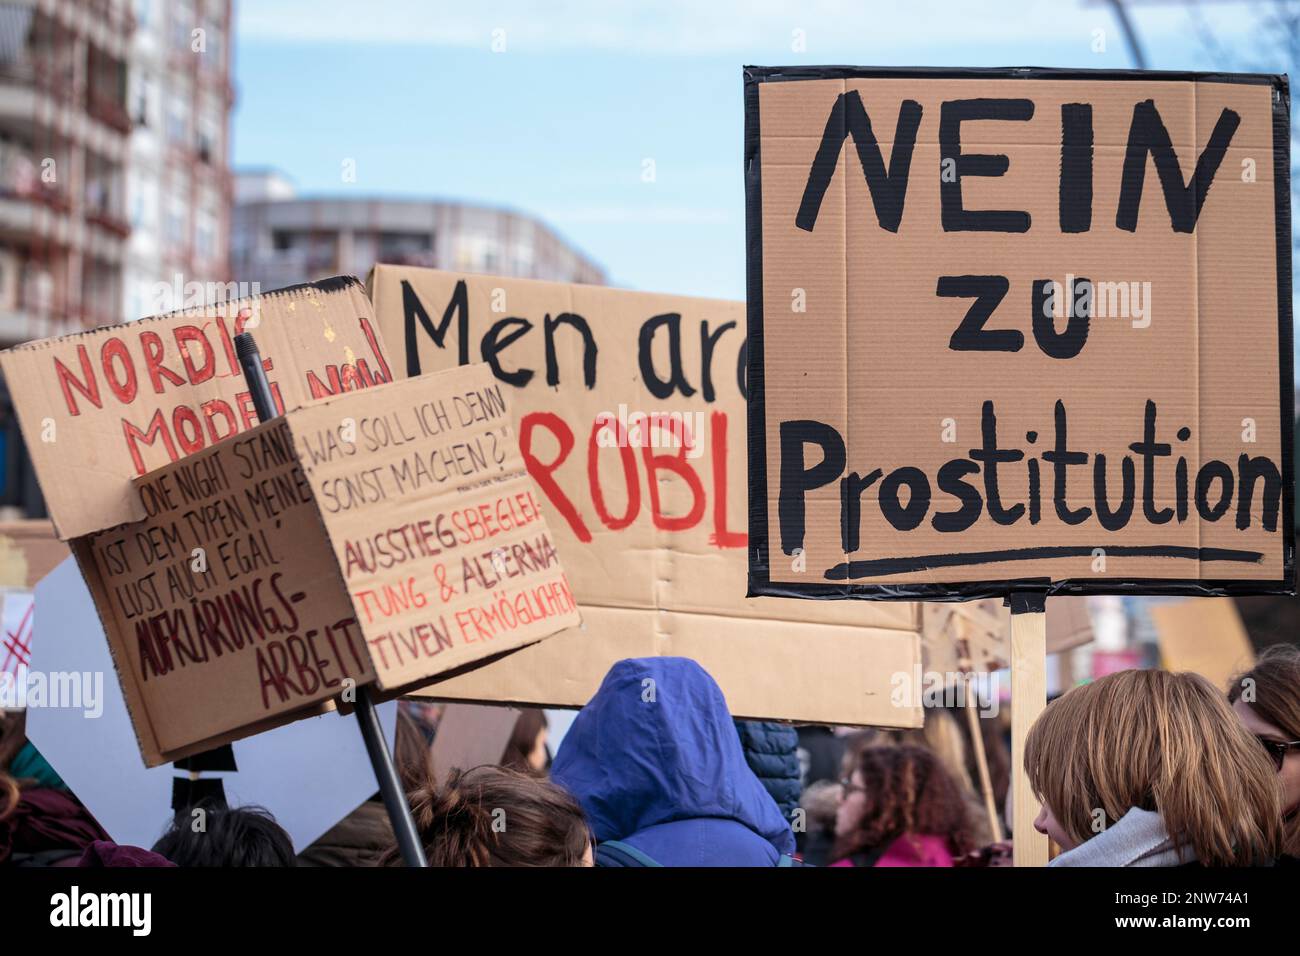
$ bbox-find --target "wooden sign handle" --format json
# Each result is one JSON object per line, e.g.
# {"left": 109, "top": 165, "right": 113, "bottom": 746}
{"left": 1010, "top": 592, "right": 1049, "bottom": 867}
{"left": 954, "top": 619, "right": 1004, "bottom": 844}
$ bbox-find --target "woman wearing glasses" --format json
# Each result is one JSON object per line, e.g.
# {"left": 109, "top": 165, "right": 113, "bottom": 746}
{"left": 829, "top": 743, "right": 976, "bottom": 867}
{"left": 1230, "top": 645, "right": 1300, "bottom": 865}
{"left": 1025, "top": 669, "right": 1282, "bottom": 866}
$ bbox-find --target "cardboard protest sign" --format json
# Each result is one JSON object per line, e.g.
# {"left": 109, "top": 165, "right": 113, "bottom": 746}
{"left": 71, "top": 362, "right": 579, "bottom": 765}
{"left": 27, "top": 557, "right": 398, "bottom": 853}
{"left": 745, "top": 66, "right": 1294, "bottom": 600}
{"left": 428, "top": 703, "right": 521, "bottom": 786}
{"left": 1150, "top": 597, "right": 1254, "bottom": 691}
{"left": 0, "top": 276, "right": 392, "bottom": 541}
{"left": 0, "top": 589, "right": 33, "bottom": 705}
{"left": 922, "top": 595, "right": 1094, "bottom": 675}
{"left": 0, "top": 521, "right": 58, "bottom": 709}
{"left": 0, "top": 521, "right": 69, "bottom": 589}
{"left": 368, "top": 265, "right": 923, "bottom": 727}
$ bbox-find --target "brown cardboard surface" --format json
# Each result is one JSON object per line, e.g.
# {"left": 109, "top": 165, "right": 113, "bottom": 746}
{"left": 75, "top": 419, "right": 369, "bottom": 763}
{"left": 290, "top": 363, "right": 581, "bottom": 691}
{"left": 0, "top": 276, "right": 392, "bottom": 541}
{"left": 74, "top": 363, "right": 578, "bottom": 765}
{"left": 1150, "top": 597, "right": 1255, "bottom": 691}
{"left": 922, "top": 596, "right": 1095, "bottom": 675}
{"left": 369, "top": 265, "right": 923, "bottom": 728}
{"left": 0, "top": 521, "right": 69, "bottom": 589}
{"left": 746, "top": 69, "right": 1293, "bottom": 599}
{"left": 428, "top": 703, "right": 521, "bottom": 785}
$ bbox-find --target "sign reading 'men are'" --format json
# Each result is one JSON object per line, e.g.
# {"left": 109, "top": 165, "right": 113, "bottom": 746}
{"left": 746, "top": 66, "right": 1293, "bottom": 600}
{"left": 367, "top": 267, "right": 923, "bottom": 728}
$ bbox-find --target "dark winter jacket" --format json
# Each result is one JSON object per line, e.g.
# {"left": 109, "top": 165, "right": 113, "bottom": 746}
{"left": 796, "top": 725, "right": 846, "bottom": 788}
{"left": 77, "top": 841, "right": 177, "bottom": 867}
{"left": 0, "top": 787, "right": 109, "bottom": 866}
{"left": 297, "top": 798, "right": 393, "bottom": 867}
{"left": 735, "top": 720, "right": 801, "bottom": 822}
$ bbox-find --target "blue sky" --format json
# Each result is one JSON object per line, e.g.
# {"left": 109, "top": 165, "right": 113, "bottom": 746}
{"left": 231, "top": 0, "right": 1281, "bottom": 301}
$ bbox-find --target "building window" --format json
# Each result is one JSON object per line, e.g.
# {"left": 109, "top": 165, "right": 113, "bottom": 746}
{"left": 195, "top": 211, "right": 216, "bottom": 262}
{"left": 173, "top": 1, "right": 194, "bottom": 49}
{"left": 196, "top": 115, "right": 217, "bottom": 164}
{"left": 166, "top": 201, "right": 186, "bottom": 246}
{"left": 132, "top": 75, "right": 153, "bottom": 127}
{"left": 377, "top": 230, "right": 433, "bottom": 263}
{"left": 203, "top": 21, "right": 223, "bottom": 67}
{"left": 166, "top": 95, "right": 188, "bottom": 145}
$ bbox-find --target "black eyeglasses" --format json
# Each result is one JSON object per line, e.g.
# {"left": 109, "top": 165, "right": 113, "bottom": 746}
{"left": 1256, "top": 735, "right": 1300, "bottom": 772}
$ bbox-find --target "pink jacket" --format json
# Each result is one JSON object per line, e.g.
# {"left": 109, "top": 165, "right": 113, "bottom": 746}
{"left": 831, "top": 834, "right": 956, "bottom": 867}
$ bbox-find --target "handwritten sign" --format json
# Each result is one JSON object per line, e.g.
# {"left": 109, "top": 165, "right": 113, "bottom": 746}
{"left": 368, "top": 267, "right": 923, "bottom": 727}
{"left": 745, "top": 67, "right": 1293, "bottom": 600}
{"left": 73, "top": 363, "right": 579, "bottom": 765}
{"left": 0, "top": 276, "right": 392, "bottom": 540}
{"left": 290, "top": 365, "right": 579, "bottom": 691}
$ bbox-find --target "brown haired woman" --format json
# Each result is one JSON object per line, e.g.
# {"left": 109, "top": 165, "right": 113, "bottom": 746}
{"left": 384, "top": 765, "right": 593, "bottom": 867}
{"left": 1027, "top": 669, "right": 1282, "bottom": 866}
{"left": 1230, "top": 644, "right": 1300, "bottom": 864}
{"left": 830, "top": 743, "right": 975, "bottom": 867}
{"left": 500, "top": 708, "right": 550, "bottom": 774}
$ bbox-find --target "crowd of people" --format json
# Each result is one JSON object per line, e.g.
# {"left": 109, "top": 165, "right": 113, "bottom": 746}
{"left": 2, "top": 648, "right": 1298, "bottom": 867}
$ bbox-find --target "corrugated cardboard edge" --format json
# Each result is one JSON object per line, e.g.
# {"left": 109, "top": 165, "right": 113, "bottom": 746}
{"left": 743, "top": 65, "right": 1296, "bottom": 601}
{"left": 0, "top": 275, "right": 374, "bottom": 542}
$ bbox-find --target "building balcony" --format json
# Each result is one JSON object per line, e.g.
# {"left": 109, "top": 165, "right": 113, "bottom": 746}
{"left": 84, "top": 207, "right": 129, "bottom": 238}
{"left": 0, "top": 194, "right": 126, "bottom": 264}
{"left": 0, "top": 172, "right": 70, "bottom": 214}
{"left": 0, "top": 306, "right": 63, "bottom": 347}
{"left": 0, "top": 81, "right": 129, "bottom": 162}
{"left": 0, "top": 194, "right": 72, "bottom": 247}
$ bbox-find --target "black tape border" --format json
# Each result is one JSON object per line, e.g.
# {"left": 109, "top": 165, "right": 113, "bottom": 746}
{"left": 743, "top": 64, "right": 1296, "bottom": 602}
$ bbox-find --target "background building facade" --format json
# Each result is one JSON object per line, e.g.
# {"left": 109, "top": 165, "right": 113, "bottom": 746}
{"left": 122, "top": 0, "right": 233, "bottom": 326}
{"left": 233, "top": 170, "right": 605, "bottom": 290}
{"left": 0, "top": 0, "right": 134, "bottom": 345}
{"left": 0, "top": 0, "right": 233, "bottom": 518}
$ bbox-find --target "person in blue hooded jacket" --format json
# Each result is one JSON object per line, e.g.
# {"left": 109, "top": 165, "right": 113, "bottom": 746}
{"left": 551, "top": 657, "right": 798, "bottom": 866}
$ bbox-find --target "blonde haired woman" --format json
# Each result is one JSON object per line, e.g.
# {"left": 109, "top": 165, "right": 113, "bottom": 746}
{"left": 1025, "top": 669, "right": 1282, "bottom": 867}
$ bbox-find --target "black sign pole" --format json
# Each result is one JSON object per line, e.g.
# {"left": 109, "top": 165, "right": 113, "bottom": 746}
{"left": 234, "top": 331, "right": 428, "bottom": 868}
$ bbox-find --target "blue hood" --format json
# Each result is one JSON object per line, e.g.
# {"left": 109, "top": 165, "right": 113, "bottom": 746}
{"left": 552, "top": 658, "right": 795, "bottom": 865}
